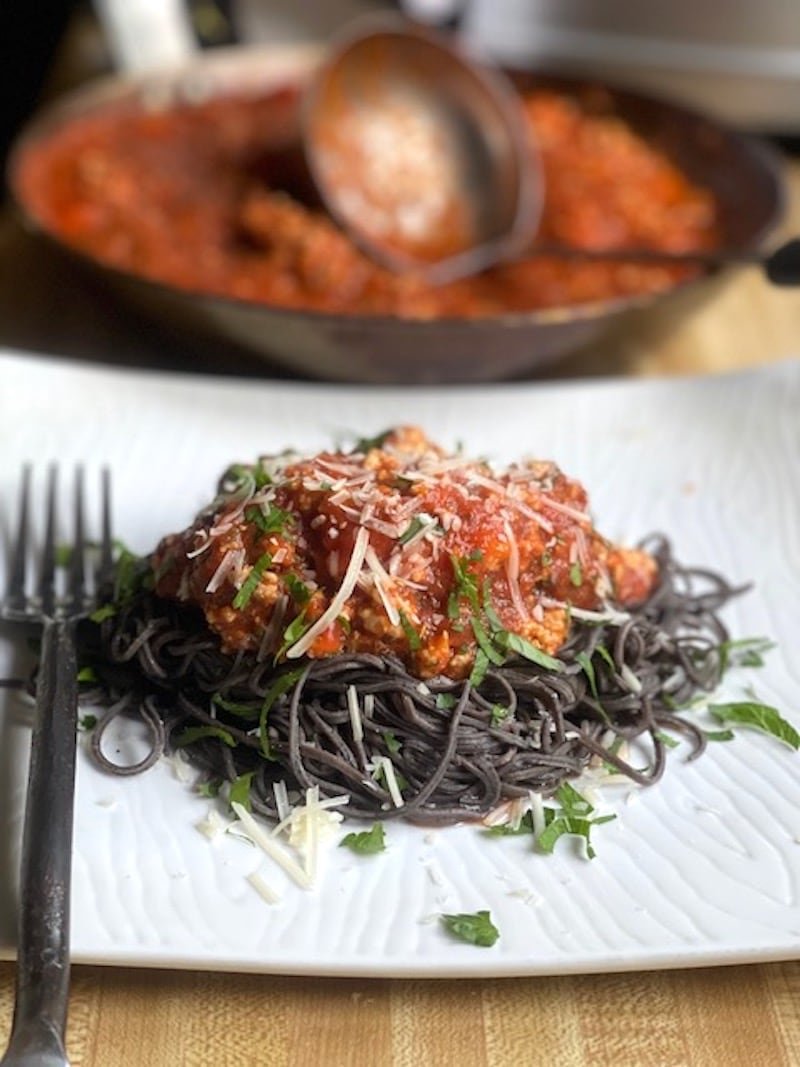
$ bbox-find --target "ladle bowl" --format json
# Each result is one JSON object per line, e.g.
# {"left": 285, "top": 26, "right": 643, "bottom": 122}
{"left": 303, "top": 19, "right": 800, "bottom": 288}
{"left": 302, "top": 17, "right": 542, "bottom": 284}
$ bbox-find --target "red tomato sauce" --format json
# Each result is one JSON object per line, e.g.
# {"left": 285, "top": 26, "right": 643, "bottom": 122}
{"left": 152, "top": 428, "right": 657, "bottom": 679}
{"left": 14, "top": 83, "right": 720, "bottom": 319}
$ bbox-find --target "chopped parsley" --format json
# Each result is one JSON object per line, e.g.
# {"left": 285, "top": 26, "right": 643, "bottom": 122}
{"left": 277, "top": 612, "right": 310, "bottom": 660}
{"left": 197, "top": 779, "right": 222, "bottom": 798}
{"left": 340, "top": 823, "right": 386, "bottom": 855}
{"left": 470, "top": 617, "right": 505, "bottom": 666}
{"left": 78, "top": 713, "right": 97, "bottom": 731}
{"left": 383, "top": 731, "right": 402, "bottom": 755}
{"left": 175, "top": 725, "right": 236, "bottom": 749}
{"left": 398, "top": 515, "right": 440, "bottom": 545}
{"left": 89, "top": 603, "right": 117, "bottom": 623}
{"left": 284, "top": 574, "right": 311, "bottom": 605}
{"left": 484, "top": 813, "right": 535, "bottom": 836}
{"left": 708, "top": 701, "right": 799, "bottom": 750}
{"left": 490, "top": 703, "right": 511, "bottom": 726}
{"left": 493, "top": 630, "right": 563, "bottom": 672}
{"left": 229, "top": 771, "right": 256, "bottom": 812}
{"left": 211, "top": 693, "right": 261, "bottom": 720}
{"left": 113, "top": 541, "right": 145, "bottom": 605}
{"left": 719, "top": 636, "right": 776, "bottom": 671}
{"left": 468, "top": 647, "right": 491, "bottom": 689}
{"left": 575, "top": 651, "right": 599, "bottom": 701}
{"left": 232, "top": 551, "right": 273, "bottom": 610}
{"left": 77, "top": 666, "right": 98, "bottom": 683}
{"left": 441, "top": 910, "right": 499, "bottom": 948}
{"left": 399, "top": 611, "right": 422, "bottom": 651}
{"left": 245, "top": 503, "right": 293, "bottom": 536}
{"left": 569, "top": 560, "right": 583, "bottom": 587}
{"left": 259, "top": 669, "right": 304, "bottom": 759}
{"left": 353, "top": 430, "right": 391, "bottom": 453}
{"left": 536, "top": 783, "right": 616, "bottom": 860}
{"left": 653, "top": 730, "right": 680, "bottom": 749}
{"left": 448, "top": 553, "right": 481, "bottom": 618}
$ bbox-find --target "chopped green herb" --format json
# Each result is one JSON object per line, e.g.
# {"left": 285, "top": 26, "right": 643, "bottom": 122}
{"left": 229, "top": 771, "right": 256, "bottom": 812}
{"left": 197, "top": 779, "right": 222, "bottom": 798}
{"left": 537, "top": 813, "right": 615, "bottom": 860}
{"left": 595, "top": 644, "right": 616, "bottom": 672}
{"left": 703, "top": 728, "right": 735, "bottom": 743}
{"left": 252, "top": 465, "right": 273, "bottom": 490}
{"left": 470, "top": 617, "right": 505, "bottom": 666}
{"left": 232, "top": 552, "right": 273, "bottom": 611}
{"left": 436, "top": 693, "right": 457, "bottom": 710}
{"left": 399, "top": 611, "right": 422, "bottom": 651}
{"left": 277, "top": 612, "right": 309, "bottom": 660}
{"left": 78, "top": 714, "right": 97, "bottom": 731}
{"left": 493, "top": 630, "right": 563, "bottom": 672}
{"left": 372, "top": 760, "right": 409, "bottom": 793}
{"left": 175, "top": 725, "right": 236, "bottom": 749}
{"left": 575, "top": 651, "right": 599, "bottom": 701}
{"left": 337, "top": 614, "right": 352, "bottom": 635}
{"left": 398, "top": 515, "right": 430, "bottom": 545}
{"left": 481, "top": 584, "right": 504, "bottom": 634}
{"left": 490, "top": 703, "right": 511, "bottom": 726}
{"left": 441, "top": 910, "right": 499, "bottom": 948}
{"left": 211, "top": 693, "right": 260, "bottom": 720}
{"left": 113, "top": 543, "right": 145, "bottom": 605}
{"left": 77, "top": 666, "right": 98, "bottom": 683}
{"left": 484, "top": 813, "right": 535, "bottom": 836}
{"left": 719, "top": 636, "right": 776, "bottom": 671}
{"left": 245, "top": 503, "right": 293, "bottom": 536}
{"left": 541, "top": 551, "right": 552, "bottom": 566}
{"left": 340, "top": 823, "right": 386, "bottom": 855}
{"left": 569, "top": 560, "right": 583, "bottom": 587}
{"left": 448, "top": 553, "right": 480, "bottom": 618}
{"left": 284, "top": 574, "right": 310, "bottom": 605}
{"left": 536, "top": 783, "right": 616, "bottom": 860}
{"left": 654, "top": 730, "right": 680, "bottom": 749}
{"left": 709, "top": 701, "right": 799, "bottom": 750}
{"left": 601, "top": 734, "right": 626, "bottom": 774}
{"left": 259, "top": 669, "right": 303, "bottom": 759}
{"left": 383, "top": 731, "right": 402, "bottom": 755}
{"left": 89, "top": 603, "right": 116, "bottom": 623}
{"left": 353, "top": 430, "right": 391, "bottom": 453}
{"left": 222, "top": 462, "right": 253, "bottom": 488}
{"left": 468, "top": 647, "right": 490, "bottom": 689}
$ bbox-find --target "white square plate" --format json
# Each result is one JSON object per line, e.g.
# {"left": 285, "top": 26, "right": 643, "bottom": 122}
{"left": 1, "top": 350, "right": 798, "bottom": 977}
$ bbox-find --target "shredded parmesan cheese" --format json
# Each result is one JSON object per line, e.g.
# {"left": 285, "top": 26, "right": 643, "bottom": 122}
{"left": 285, "top": 526, "right": 370, "bottom": 658}
{"left": 246, "top": 869, "right": 281, "bottom": 905}
{"left": 347, "top": 685, "right": 364, "bottom": 742}
{"left": 231, "top": 801, "right": 312, "bottom": 889}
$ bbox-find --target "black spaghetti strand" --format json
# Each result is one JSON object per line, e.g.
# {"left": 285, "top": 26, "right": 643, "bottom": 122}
{"left": 74, "top": 538, "right": 744, "bottom": 823}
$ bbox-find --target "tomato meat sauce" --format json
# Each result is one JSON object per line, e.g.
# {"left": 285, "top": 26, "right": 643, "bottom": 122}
{"left": 153, "top": 428, "right": 657, "bottom": 680}
{"left": 15, "top": 83, "right": 720, "bottom": 318}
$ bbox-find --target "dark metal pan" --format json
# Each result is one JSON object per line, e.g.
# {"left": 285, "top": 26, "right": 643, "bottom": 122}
{"left": 5, "top": 45, "right": 787, "bottom": 384}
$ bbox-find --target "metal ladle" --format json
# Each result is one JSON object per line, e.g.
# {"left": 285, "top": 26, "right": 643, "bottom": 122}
{"left": 302, "top": 17, "right": 800, "bottom": 286}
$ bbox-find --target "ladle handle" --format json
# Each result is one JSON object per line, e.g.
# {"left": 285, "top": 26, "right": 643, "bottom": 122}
{"left": 530, "top": 237, "right": 800, "bottom": 286}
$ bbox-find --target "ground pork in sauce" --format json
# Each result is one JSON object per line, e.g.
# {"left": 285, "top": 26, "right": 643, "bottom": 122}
{"left": 152, "top": 429, "right": 657, "bottom": 680}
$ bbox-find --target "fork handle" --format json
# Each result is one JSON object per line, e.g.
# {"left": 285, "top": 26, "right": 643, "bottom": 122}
{"left": 3, "top": 619, "right": 78, "bottom": 1067}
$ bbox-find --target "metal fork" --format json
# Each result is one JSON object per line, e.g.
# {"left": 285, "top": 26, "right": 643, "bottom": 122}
{"left": 1, "top": 466, "right": 112, "bottom": 1067}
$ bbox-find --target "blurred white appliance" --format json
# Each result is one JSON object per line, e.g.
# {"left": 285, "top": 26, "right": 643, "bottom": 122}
{"left": 407, "top": 0, "right": 800, "bottom": 134}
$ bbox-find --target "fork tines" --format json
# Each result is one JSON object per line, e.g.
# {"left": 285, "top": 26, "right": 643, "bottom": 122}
{"left": 3, "top": 466, "right": 113, "bottom": 623}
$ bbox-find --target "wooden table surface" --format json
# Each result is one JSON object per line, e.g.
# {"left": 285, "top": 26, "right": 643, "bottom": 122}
{"left": 0, "top": 156, "right": 799, "bottom": 1067}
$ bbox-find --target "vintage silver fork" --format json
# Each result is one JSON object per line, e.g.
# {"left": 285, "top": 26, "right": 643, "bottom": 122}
{"left": 1, "top": 466, "right": 113, "bottom": 1067}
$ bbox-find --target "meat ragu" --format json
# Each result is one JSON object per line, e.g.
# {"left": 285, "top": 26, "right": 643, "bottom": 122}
{"left": 15, "top": 84, "right": 720, "bottom": 319}
{"left": 153, "top": 428, "right": 656, "bottom": 679}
